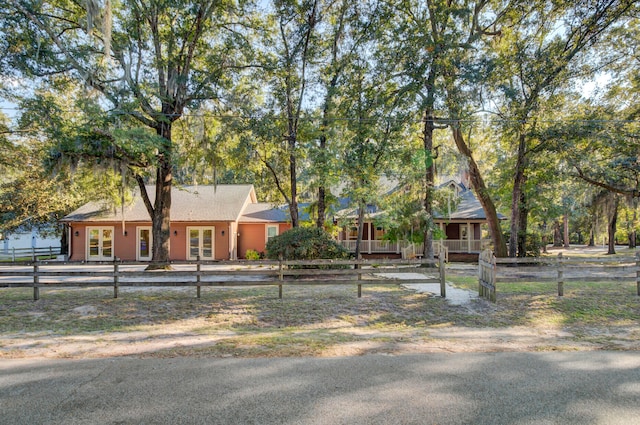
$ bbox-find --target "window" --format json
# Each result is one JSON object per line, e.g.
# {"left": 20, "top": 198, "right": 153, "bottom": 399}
{"left": 266, "top": 225, "right": 278, "bottom": 242}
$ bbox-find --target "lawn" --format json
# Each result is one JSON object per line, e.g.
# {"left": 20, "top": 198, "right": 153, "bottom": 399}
{"left": 1, "top": 277, "right": 638, "bottom": 358}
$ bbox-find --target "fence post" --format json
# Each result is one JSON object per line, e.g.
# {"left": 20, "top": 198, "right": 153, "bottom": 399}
{"left": 32, "top": 247, "right": 36, "bottom": 262}
{"left": 636, "top": 251, "right": 639, "bottom": 297}
{"left": 49, "top": 246, "right": 53, "bottom": 258}
{"left": 113, "top": 259, "right": 119, "bottom": 299}
{"left": 478, "top": 252, "right": 483, "bottom": 297}
{"left": 196, "top": 255, "right": 201, "bottom": 299}
{"left": 439, "top": 254, "right": 446, "bottom": 298}
{"left": 12, "top": 247, "right": 15, "bottom": 262}
{"left": 278, "top": 256, "right": 283, "bottom": 299}
{"left": 33, "top": 262, "right": 39, "bottom": 301}
{"left": 491, "top": 253, "right": 497, "bottom": 302}
{"left": 557, "top": 253, "right": 564, "bottom": 296}
{"left": 357, "top": 260, "right": 362, "bottom": 298}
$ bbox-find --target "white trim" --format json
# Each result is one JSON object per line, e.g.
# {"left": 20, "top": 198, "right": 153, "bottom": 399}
{"left": 136, "top": 226, "right": 153, "bottom": 261}
{"left": 86, "top": 226, "right": 115, "bottom": 261}
{"left": 186, "top": 226, "right": 215, "bottom": 260}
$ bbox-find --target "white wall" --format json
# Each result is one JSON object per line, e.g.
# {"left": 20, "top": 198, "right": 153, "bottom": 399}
{"left": 1, "top": 229, "right": 60, "bottom": 253}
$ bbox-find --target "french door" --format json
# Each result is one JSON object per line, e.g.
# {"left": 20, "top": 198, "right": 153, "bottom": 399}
{"left": 188, "top": 227, "right": 215, "bottom": 260}
{"left": 87, "top": 227, "right": 114, "bottom": 261}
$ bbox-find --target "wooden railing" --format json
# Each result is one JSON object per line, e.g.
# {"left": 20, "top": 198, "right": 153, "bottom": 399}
{"left": 337, "top": 240, "right": 401, "bottom": 254}
{"left": 0, "top": 246, "right": 62, "bottom": 262}
{"left": 0, "top": 257, "right": 447, "bottom": 301}
{"left": 338, "top": 239, "right": 490, "bottom": 254}
{"left": 478, "top": 250, "right": 640, "bottom": 302}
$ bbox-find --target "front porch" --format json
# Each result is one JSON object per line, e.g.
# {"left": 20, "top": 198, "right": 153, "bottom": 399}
{"left": 335, "top": 219, "right": 492, "bottom": 260}
{"left": 336, "top": 238, "right": 492, "bottom": 260}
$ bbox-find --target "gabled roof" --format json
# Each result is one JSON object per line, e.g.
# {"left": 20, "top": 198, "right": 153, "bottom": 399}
{"left": 239, "top": 203, "right": 290, "bottom": 223}
{"left": 239, "top": 202, "right": 311, "bottom": 223}
{"left": 334, "top": 179, "right": 506, "bottom": 222}
{"left": 434, "top": 189, "right": 507, "bottom": 221}
{"left": 62, "top": 185, "right": 257, "bottom": 223}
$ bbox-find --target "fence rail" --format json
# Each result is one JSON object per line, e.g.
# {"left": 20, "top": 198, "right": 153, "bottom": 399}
{"left": 0, "top": 246, "right": 62, "bottom": 261}
{"left": 0, "top": 256, "right": 446, "bottom": 301}
{"left": 478, "top": 250, "right": 640, "bottom": 302}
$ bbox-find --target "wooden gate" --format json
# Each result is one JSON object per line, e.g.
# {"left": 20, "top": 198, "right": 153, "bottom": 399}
{"left": 478, "top": 249, "right": 496, "bottom": 302}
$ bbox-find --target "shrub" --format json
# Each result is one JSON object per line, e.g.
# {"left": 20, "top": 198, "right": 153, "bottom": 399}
{"left": 265, "top": 227, "right": 351, "bottom": 261}
{"left": 244, "top": 249, "right": 261, "bottom": 260}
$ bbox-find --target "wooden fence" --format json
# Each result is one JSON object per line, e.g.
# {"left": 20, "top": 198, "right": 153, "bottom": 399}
{"left": 478, "top": 249, "right": 640, "bottom": 302}
{"left": 0, "top": 246, "right": 62, "bottom": 262}
{"left": 0, "top": 256, "right": 446, "bottom": 301}
{"left": 478, "top": 250, "right": 497, "bottom": 302}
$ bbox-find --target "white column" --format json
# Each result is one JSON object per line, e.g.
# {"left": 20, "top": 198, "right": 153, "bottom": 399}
{"left": 467, "top": 222, "right": 472, "bottom": 252}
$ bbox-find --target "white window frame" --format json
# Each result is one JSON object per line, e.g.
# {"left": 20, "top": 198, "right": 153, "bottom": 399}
{"left": 266, "top": 225, "right": 279, "bottom": 243}
{"left": 187, "top": 226, "right": 215, "bottom": 260}
{"left": 86, "top": 226, "right": 115, "bottom": 261}
{"left": 136, "top": 226, "right": 153, "bottom": 261}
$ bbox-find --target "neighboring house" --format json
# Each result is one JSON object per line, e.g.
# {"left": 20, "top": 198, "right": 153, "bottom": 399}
{"left": 0, "top": 229, "right": 60, "bottom": 254}
{"left": 334, "top": 179, "right": 506, "bottom": 259}
{"left": 61, "top": 185, "right": 291, "bottom": 262}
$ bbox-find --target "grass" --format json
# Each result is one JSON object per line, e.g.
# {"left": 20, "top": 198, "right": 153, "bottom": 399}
{"left": 1, "top": 278, "right": 638, "bottom": 358}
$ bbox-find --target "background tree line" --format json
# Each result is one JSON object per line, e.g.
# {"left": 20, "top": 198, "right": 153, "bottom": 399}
{"left": 0, "top": 0, "right": 638, "bottom": 262}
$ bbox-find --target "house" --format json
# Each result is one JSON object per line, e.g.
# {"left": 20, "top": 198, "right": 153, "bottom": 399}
{"left": 433, "top": 179, "right": 506, "bottom": 257}
{"left": 62, "top": 178, "right": 504, "bottom": 262}
{"left": 334, "top": 179, "right": 506, "bottom": 259}
{"left": 61, "top": 185, "right": 291, "bottom": 262}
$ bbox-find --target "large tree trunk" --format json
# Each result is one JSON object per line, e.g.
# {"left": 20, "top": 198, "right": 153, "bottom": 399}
{"left": 60, "top": 224, "right": 68, "bottom": 255}
{"left": 422, "top": 110, "right": 435, "bottom": 261}
{"left": 137, "top": 120, "right": 173, "bottom": 269}
{"left": 553, "top": 221, "right": 563, "bottom": 246}
{"left": 354, "top": 201, "right": 366, "bottom": 259}
{"left": 317, "top": 186, "right": 326, "bottom": 229}
{"left": 563, "top": 212, "right": 570, "bottom": 248}
{"left": 451, "top": 125, "right": 508, "bottom": 257}
{"left": 509, "top": 133, "right": 527, "bottom": 257}
{"left": 151, "top": 122, "right": 173, "bottom": 267}
{"left": 517, "top": 187, "right": 528, "bottom": 258}
{"left": 606, "top": 194, "right": 619, "bottom": 255}
{"left": 289, "top": 135, "right": 299, "bottom": 228}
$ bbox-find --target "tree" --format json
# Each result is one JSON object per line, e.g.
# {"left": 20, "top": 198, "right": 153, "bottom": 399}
{"left": 489, "top": 0, "right": 635, "bottom": 257}
{"left": 310, "top": 0, "right": 359, "bottom": 229}
{"left": 3, "top": 0, "right": 247, "bottom": 266}
{"left": 242, "top": 0, "right": 321, "bottom": 227}
{"left": 336, "top": 49, "right": 406, "bottom": 259}
{"left": 383, "top": 0, "right": 509, "bottom": 257}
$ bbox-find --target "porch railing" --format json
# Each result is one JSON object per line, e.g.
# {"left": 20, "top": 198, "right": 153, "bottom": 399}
{"left": 337, "top": 240, "right": 401, "bottom": 254}
{"left": 338, "top": 239, "right": 491, "bottom": 256}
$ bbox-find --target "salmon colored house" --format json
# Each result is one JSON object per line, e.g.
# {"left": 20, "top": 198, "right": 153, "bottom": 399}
{"left": 61, "top": 185, "right": 291, "bottom": 261}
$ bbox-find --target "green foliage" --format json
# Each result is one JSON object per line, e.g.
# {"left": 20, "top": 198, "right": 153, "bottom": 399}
{"left": 265, "top": 227, "right": 350, "bottom": 261}
{"left": 244, "top": 249, "right": 262, "bottom": 261}
{"left": 524, "top": 232, "right": 543, "bottom": 257}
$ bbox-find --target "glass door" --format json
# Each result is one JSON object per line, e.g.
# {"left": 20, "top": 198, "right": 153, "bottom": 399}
{"left": 137, "top": 227, "right": 152, "bottom": 261}
{"left": 188, "top": 227, "right": 215, "bottom": 260}
{"left": 87, "top": 227, "right": 114, "bottom": 261}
